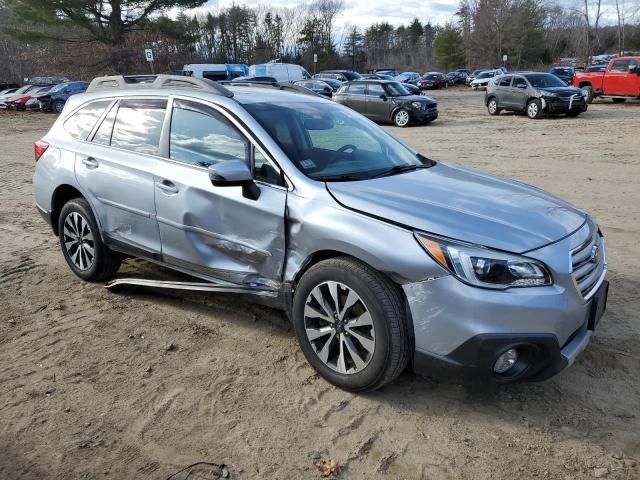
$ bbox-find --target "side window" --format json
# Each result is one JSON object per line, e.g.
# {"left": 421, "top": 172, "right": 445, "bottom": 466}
{"left": 63, "top": 100, "right": 111, "bottom": 140}
{"left": 111, "top": 98, "right": 167, "bottom": 155}
{"left": 348, "top": 84, "right": 366, "bottom": 95}
{"left": 254, "top": 148, "right": 283, "bottom": 186}
{"left": 92, "top": 102, "right": 117, "bottom": 145}
{"left": 513, "top": 77, "right": 527, "bottom": 89}
{"left": 610, "top": 60, "right": 630, "bottom": 72}
{"left": 169, "top": 99, "right": 248, "bottom": 168}
{"left": 499, "top": 76, "right": 512, "bottom": 87}
{"left": 367, "top": 84, "right": 385, "bottom": 96}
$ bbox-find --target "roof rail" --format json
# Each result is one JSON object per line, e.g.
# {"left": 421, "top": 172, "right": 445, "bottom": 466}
{"left": 86, "top": 74, "right": 234, "bottom": 98}
{"left": 219, "top": 81, "right": 322, "bottom": 98}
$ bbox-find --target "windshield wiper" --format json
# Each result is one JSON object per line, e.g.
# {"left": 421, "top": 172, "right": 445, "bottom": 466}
{"left": 314, "top": 174, "right": 363, "bottom": 182}
{"left": 370, "top": 162, "right": 434, "bottom": 179}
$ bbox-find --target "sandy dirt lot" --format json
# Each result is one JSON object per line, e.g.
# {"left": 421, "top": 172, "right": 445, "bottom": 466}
{"left": 1, "top": 89, "right": 639, "bottom": 480}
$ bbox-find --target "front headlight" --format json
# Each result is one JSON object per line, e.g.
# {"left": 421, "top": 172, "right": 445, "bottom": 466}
{"left": 415, "top": 233, "right": 552, "bottom": 289}
{"left": 411, "top": 101, "right": 422, "bottom": 109}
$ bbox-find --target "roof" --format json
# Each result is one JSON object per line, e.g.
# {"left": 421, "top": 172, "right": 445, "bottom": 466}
{"left": 229, "top": 86, "right": 329, "bottom": 104}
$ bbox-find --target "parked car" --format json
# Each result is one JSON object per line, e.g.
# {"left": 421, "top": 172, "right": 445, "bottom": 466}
{"left": 549, "top": 67, "right": 575, "bottom": 85}
{"left": 30, "top": 81, "right": 89, "bottom": 113}
{"left": 395, "top": 72, "right": 421, "bottom": 84}
{"left": 573, "top": 56, "right": 640, "bottom": 103}
{"left": 317, "top": 70, "right": 362, "bottom": 82}
{"left": 401, "top": 83, "right": 423, "bottom": 96}
{"left": 466, "top": 68, "right": 489, "bottom": 86}
{"left": 232, "top": 76, "right": 278, "bottom": 84}
{"left": 317, "top": 78, "right": 343, "bottom": 92}
{"left": 361, "top": 73, "right": 394, "bottom": 81}
{"left": 334, "top": 79, "right": 437, "bottom": 127}
{"left": 0, "top": 84, "right": 39, "bottom": 107}
{"left": 486, "top": 72, "right": 587, "bottom": 119}
{"left": 418, "top": 73, "right": 448, "bottom": 90}
{"left": 294, "top": 79, "right": 334, "bottom": 98}
{"left": 3, "top": 86, "right": 51, "bottom": 111}
{"left": 248, "top": 62, "right": 311, "bottom": 83}
{"left": 470, "top": 70, "right": 501, "bottom": 90}
{"left": 374, "top": 68, "right": 400, "bottom": 77}
{"left": 0, "top": 87, "right": 18, "bottom": 96}
{"left": 33, "top": 74, "right": 608, "bottom": 391}
{"left": 584, "top": 65, "right": 607, "bottom": 73}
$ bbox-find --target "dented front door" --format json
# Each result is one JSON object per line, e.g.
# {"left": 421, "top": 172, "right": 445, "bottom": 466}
{"left": 153, "top": 98, "right": 287, "bottom": 288}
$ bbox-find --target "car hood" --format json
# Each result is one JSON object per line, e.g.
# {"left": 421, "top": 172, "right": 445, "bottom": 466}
{"left": 327, "top": 162, "right": 586, "bottom": 253}
{"left": 538, "top": 87, "right": 583, "bottom": 96}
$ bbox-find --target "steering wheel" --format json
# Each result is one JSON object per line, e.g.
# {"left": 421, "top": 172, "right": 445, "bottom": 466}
{"left": 337, "top": 144, "right": 358, "bottom": 155}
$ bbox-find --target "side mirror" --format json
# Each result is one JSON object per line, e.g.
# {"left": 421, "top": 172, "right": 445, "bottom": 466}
{"left": 379, "top": 94, "right": 387, "bottom": 100}
{"left": 208, "top": 160, "right": 260, "bottom": 200}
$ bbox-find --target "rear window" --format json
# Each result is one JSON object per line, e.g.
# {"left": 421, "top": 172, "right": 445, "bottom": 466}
{"left": 63, "top": 100, "right": 111, "bottom": 140}
{"left": 111, "top": 98, "right": 167, "bottom": 155}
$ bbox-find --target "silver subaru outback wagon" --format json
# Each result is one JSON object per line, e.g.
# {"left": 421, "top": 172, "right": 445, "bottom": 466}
{"left": 33, "top": 75, "right": 608, "bottom": 391}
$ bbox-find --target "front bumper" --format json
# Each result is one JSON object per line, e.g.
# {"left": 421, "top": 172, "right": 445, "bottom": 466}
{"left": 405, "top": 264, "right": 608, "bottom": 382}
{"left": 542, "top": 96, "right": 587, "bottom": 114}
{"left": 410, "top": 106, "right": 438, "bottom": 122}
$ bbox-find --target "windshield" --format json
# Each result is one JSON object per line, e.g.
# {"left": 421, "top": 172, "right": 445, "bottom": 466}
{"left": 526, "top": 73, "right": 566, "bottom": 88}
{"left": 49, "top": 83, "right": 69, "bottom": 93}
{"left": 477, "top": 71, "right": 494, "bottom": 79}
{"left": 423, "top": 74, "right": 440, "bottom": 80}
{"left": 244, "top": 101, "right": 427, "bottom": 181}
{"left": 551, "top": 68, "right": 572, "bottom": 75}
{"left": 385, "top": 82, "right": 409, "bottom": 96}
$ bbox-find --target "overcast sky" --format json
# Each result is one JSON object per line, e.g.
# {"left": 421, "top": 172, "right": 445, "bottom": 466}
{"left": 188, "top": 0, "right": 621, "bottom": 32}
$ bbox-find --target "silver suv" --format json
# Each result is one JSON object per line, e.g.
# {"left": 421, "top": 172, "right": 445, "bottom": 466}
{"left": 33, "top": 75, "right": 608, "bottom": 391}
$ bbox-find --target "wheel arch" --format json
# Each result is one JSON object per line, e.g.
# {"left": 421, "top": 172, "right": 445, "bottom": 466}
{"left": 578, "top": 81, "right": 593, "bottom": 89}
{"left": 50, "top": 184, "right": 86, "bottom": 235}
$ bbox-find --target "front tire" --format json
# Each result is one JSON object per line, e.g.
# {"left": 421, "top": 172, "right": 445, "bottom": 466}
{"left": 393, "top": 108, "right": 410, "bottom": 128}
{"left": 52, "top": 100, "right": 65, "bottom": 113}
{"left": 292, "top": 257, "right": 410, "bottom": 392}
{"left": 58, "top": 198, "right": 121, "bottom": 282}
{"left": 526, "top": 99, "right": 543, "bottom": 119}
{"left": 581, "top": 85, "right": 594, "bottom": 104}
{"left": 487, "top": 98, "right": 501, "bottom": 115}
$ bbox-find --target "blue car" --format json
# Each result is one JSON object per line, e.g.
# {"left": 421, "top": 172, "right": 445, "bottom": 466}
{"left": 548, "top": 67, "right": 575, "bottom": 85}
{"left": 34, "top": 81, "right": 89, "bottom": 113}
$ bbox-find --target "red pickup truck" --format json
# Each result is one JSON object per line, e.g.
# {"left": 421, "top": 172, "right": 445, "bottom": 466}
{"left": 573, "top": 56, "right": 640, "bottom": 103}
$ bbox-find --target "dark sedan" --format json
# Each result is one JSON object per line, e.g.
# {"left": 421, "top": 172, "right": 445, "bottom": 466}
{"left": 28, "top": 81, "right": 89, "bottom": 112}
{"left": 334, "top": 80, "right": 438, "bottom": 127}
{"left": 548, "top": 67, "right": 575, "bottom": 85}
{"left": 294, "top": 79, "right": 334, "bottom": 97}
{"left": 418, "top": 73, "right": 448, "bottom": 90}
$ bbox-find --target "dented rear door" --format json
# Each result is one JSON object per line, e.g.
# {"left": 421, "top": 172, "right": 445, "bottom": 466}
{"left": 154, "top": 98, "right": 287, "bottom": 288}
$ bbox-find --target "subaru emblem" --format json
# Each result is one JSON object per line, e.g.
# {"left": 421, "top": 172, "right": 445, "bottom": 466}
{"left": 590, "top": 245, "right": 599, "bottom": 262}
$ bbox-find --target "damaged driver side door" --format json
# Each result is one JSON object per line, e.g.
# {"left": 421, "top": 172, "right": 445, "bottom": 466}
{"left": 154, "top": 98, "right": 287, "bottom": 288}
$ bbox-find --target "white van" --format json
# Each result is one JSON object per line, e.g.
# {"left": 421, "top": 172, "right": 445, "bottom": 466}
{"left": 182, "top": 64, "right": 248, "bottom": 81}
{"left": 248, "top": 62, "right": 311, "bottom": 83}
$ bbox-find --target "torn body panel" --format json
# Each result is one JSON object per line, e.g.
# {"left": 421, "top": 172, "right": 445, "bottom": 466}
{"left": 153, "top": 159, "right": 287, "bottom": 289}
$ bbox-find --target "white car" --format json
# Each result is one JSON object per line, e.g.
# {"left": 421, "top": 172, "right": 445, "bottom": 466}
{"left": 471, "top": 70, "right": 503, "bottom": 90}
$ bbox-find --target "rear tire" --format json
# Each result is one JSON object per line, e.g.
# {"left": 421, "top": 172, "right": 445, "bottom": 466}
{"left": 58, "top": 198, "right": 121, "bottom": 282}
{"left": 292, "top": 257, "right": 410, "bottom": 392}
{"left": 526, "top": 99, "right": 543, "bottom": 119}
{"left": 581, "top": 85, "right": 594, "bottom": 104}
{"left": 487, "top": 98, "right": 501, "bottom": 115}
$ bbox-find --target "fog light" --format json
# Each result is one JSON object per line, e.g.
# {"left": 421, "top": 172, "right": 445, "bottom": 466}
{"left": 494, "top": 348, "right": 518, "bottom": 373}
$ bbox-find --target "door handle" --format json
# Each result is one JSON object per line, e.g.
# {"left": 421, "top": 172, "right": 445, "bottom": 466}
{"left": 82, "top": 157, "right": 99, "bottom": 169}
{"left": 156, "top": 179, "right": 179, "bottom": 194}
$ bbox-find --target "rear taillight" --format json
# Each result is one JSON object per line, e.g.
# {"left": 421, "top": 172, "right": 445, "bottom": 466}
{"left": 34, "top": 140, "right": 49, "bottom": 162}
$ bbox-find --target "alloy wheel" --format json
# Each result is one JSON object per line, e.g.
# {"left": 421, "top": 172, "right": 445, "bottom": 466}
{"left": 395, "top": 110, "right": 409, "bottom": 127}
{"left": 527, "top": 102, "right": 538, "bottom": 118}
{"left": 63, "top": 212, "right": 95, "bottom": 271}
{"left": 488, "top": 100, "right": 497, "bottom": 114}
{"left": 303, "top": 281, "right": 375, "bottom": 374}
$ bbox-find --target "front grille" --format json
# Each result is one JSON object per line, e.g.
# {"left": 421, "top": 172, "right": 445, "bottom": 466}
{"left": 571, "top": 228, "right": 606, "bottom": 300}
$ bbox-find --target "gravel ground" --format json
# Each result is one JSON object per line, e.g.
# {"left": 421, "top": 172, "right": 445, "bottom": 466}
{"left": 0, "top": 89, "right": 639, "bottom": 479}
